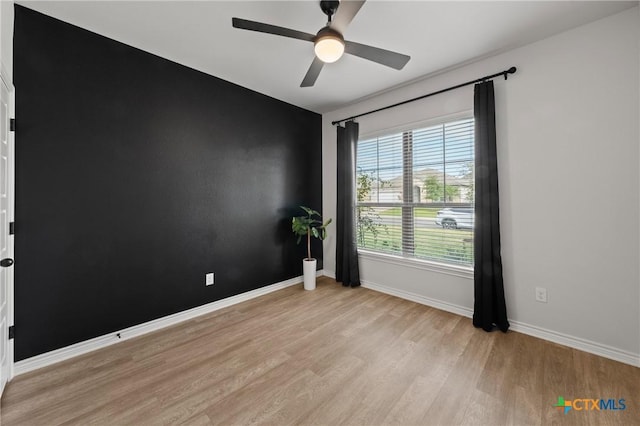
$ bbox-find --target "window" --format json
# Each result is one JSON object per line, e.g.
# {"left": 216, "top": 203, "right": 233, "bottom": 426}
{"left": 356, "top": 117, "right": 474, "bottom": 267}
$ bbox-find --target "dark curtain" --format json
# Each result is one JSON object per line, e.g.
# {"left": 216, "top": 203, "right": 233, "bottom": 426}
{"left": 336, "top": 121, "right": 361, "bottom": 287}
{"left": 473, "top": 81, "right": 509, "bottom": 332}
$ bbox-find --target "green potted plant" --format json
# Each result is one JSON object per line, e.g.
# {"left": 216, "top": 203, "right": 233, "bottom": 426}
{"left": 292, "top": 206, "right": 332, "bottom": 290}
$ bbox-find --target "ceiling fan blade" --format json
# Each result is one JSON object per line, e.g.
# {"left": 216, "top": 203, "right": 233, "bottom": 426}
{"left": 344, "top": 40, "right": 410, "bottom": 70}
{"left": 232, "top": 18, "right": 315, "bottom": 42}
{"left": 301, "top": 57, "right": 325, "bottom": 87}
{"left": 330, "top": 0, "right": 366, "bottom": 34}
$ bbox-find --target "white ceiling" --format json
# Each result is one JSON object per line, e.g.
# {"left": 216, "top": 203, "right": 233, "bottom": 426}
{"left": 18, "top": 1, "right": 637, "bottom": 113}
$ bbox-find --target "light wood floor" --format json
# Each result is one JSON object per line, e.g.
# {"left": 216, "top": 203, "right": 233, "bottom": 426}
{"left": 1, "top": 277, "right": 638, "bottom": 425}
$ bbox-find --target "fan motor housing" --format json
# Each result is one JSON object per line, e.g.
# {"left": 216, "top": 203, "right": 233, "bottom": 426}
{"left": 315, "top": 26, "right": 344, "bottom": 43}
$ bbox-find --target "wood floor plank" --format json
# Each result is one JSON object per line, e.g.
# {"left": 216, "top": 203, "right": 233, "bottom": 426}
{"left": 263, "top": 354, "right": 365, "bottom": 425}
{"left": 151, "top": 351, "right": 292, "bottom": 425}
{"left": 420, "top": 329, "right": 496, "bottom": 425}
{"left": 505, "top": 384, "right": 542, "bottom": 426}
{"left": 1, "top": 276, "right": 638, "bottom": 425}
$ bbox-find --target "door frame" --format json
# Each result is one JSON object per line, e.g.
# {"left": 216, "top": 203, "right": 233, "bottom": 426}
{"left": 1, "top": 62, "right": 15, "bottom": 385}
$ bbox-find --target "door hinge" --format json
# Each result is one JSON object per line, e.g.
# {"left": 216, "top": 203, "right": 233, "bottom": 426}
{"left": 9, "top": 222, "right": 14, "bottom": 235}
{"left": 9, "top": 118, "right": 15, "bottom": 132}
{"left": 8, "top": 325, "right": 14, "bottom": 339}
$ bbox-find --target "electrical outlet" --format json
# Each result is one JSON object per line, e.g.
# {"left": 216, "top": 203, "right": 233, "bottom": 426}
{"left": 206, "top": 273, "right": 214, "bottom": 286}
{"left": 535, "top": 287, "right": 547, "bottom": 303}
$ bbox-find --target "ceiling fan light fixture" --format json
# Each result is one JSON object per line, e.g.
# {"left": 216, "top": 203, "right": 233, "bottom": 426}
{"left": 314, "top": 28, "right": 345, "bottom": 63}
{"left": 232, "top": 1, "right": 411, "bottom": 88}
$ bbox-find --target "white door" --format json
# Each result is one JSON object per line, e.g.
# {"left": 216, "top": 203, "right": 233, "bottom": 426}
{"left": 0, "top": 71, "right": 14, "bottom": 396}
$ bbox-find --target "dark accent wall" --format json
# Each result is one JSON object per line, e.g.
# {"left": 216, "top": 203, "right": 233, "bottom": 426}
{"left": 13, "top": 5, "right": 322, "bottom": 361}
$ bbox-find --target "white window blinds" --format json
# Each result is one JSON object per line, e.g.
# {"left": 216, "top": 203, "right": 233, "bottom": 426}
{"left": 356, "top": 118, "right": 474, "bottom": 267}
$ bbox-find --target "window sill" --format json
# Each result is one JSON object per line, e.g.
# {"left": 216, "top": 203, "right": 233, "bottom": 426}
{"left": 357, "top": 250, "right": 474, "bottom": 280}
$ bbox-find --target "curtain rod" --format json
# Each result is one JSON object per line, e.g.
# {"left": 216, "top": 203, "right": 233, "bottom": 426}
{"left": 332, "top": 66, "right": 517, "bottom": 126}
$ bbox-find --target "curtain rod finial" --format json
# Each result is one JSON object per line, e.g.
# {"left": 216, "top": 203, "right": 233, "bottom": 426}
{"left": 504, "top": 66, "right": 517, "bottom": 80}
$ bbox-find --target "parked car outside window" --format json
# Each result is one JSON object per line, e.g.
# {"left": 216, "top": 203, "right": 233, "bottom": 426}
{"left": 435, "top": 208, "right": 474, "bottom": 229}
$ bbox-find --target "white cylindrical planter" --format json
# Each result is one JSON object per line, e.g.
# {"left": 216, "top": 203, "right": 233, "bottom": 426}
{"left": 303, "top": 258, "right": 317, "bottom": 291}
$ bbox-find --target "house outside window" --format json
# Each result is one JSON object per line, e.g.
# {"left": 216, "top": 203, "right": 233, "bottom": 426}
{"left": 356, "top": 117, "right": 474, "bottom": 267}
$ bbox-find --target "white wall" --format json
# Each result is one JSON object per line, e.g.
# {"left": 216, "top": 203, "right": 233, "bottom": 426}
{"left": 323, "top": 7, "right": 640, "bottom": 364}
{"left": 0, "top": 0, "right": 14, "bottom": 81}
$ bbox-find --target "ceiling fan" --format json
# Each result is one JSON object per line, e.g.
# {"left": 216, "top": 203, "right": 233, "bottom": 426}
{"left": 232, "top": 0, "right": 410, "bottom": 87}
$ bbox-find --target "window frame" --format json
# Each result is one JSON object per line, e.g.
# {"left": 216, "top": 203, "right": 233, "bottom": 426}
{"left": 355, "top": 111, "right": 475, "bottom": 275}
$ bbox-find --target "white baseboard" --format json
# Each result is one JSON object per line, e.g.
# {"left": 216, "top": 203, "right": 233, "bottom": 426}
{"left": 508, "top": 321, "right": 640, "bottom": 367}
{"left": 14, "top": 271, "right": 639, "bottom": 376}
{"left": 359, "top": 278, "right": 640, "bottom": 368}
{"left": 14, "top": 274, "right": 308, "bottom": 376}
{"left": 361, "top": 279, "right": 474, "bottom": 319}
